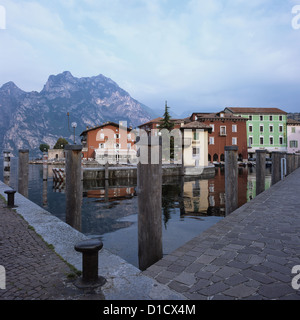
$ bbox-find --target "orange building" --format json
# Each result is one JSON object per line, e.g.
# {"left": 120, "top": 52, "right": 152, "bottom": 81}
{"left": 190, "top": 111, "right": 248, "bottom": 163}
{"left": 80, "top": 121, "right": 136, "bottom": 163}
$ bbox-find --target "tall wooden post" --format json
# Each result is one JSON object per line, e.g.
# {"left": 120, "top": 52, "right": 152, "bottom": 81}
{"left": 3, "top": 150, "right": 11, "bottom": 186}
{"left": 286, "top": 153, "right": 292, "bottom": 176}
{"left": 65, "top": 145, "right": 82, "bottom": 231}
{"left": 225, "top": 146, "right": 238, "bottom": 216}
{"left": 18, "top": 149, "right": 29, "bottom": 197}
{"left": 256, "top": 150, "right": 266, "bottom": 196}
{"left": 137, "top": 136, "right": 162, "bottom": 271}
{"left": 43, "top": 151, "right": 48, "bottom": 181}
{"left": 271, "top": 151, "right": 282, "bottom": 185}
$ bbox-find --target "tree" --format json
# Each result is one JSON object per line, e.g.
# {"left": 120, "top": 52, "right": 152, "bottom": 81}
{"left": 159, "top": 101, "right": 175, "bottom": 161}
{"left": 53, "top": 137, "right": 69, "bottom": 149}
{"left": 39, "top": 143, "right": 50, "bottom": 153}
{"left": 159, "top": 101, "right": 174, "bottom": 131}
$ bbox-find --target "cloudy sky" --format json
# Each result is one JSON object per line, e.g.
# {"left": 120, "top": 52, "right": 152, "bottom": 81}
{"left": 0, "top": 0, "right": 300, "bottom": 115}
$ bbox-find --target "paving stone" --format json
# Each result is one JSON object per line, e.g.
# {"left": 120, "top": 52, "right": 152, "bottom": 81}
{"left": 223, "top": 284, "right": 257, "bottom": 299}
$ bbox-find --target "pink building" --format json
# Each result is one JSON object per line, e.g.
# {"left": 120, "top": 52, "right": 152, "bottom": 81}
{"left": 287, "top": 119, "right": 300, "bottom": 153}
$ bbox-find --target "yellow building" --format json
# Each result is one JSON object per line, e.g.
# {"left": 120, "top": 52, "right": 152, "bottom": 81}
{"left": 180, "top": 121, "right": 215, "bottom": 177}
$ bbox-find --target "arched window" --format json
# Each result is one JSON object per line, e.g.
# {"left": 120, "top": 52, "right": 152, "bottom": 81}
{"left": 208, "top": 154, "right": 211, "bottom": 162}
{"left": 220, "top": 154, "right": 225, "bottom": 162}
{"left": 213, "top": 154, "right": 218, "bottom": 162}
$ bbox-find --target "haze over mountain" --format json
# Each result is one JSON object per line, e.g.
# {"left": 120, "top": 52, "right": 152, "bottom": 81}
{"left": 0, "top": 71, "right": 155, "bottom": 156}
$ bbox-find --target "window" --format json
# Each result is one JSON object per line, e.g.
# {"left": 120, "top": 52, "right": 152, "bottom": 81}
{"left": 249, "top": 125, "right": 253, "bottom": 133}
{"left": 279, "top": 137, "right": 283, "bottom": 145}
{"left": 210, "top": 124, "right": 215, "bottom": 132}
{"left": 220, "top": 126, "right": 226, "bottom": 136}
{"left": 99, "top": 143, "right": 106, "bottom": 149}
{"left": 260, "top": 137, "right": 264, "bottom": 145}
{"left": 292, "top": 127, "right": 296, "bottom": 133}
{"left": 209, "top": 137, "right": 215, "bottom": 145}
{"left": 193, "top": 132, "right": 199, "bottom": 140}
{"left": 279, "top": 125, "right": 283, "bottom": 133}
{"left": 290, "top": 140, "right": 298, "bottom": 148}
{"left": 269, "top": 125, "right": 273, "bottom": 133}
{"left": 279, "top": 115, "right": 283, "bottom": 121}
{"left": 260, "top": 125, "right": 264, "bottom": 132}
{"left": 269, "top": 137, "right": 274, "bottom": 145}
{"left": 192, "top": 148, "right": 200, "bottom": 158}
{"left": 260, "top": 115, "right": 263, "bottom": 121}
{"left": 115, "top": 133, "right": 120, "bottom": 139}
{"left": 115, "top": 143, "right": 120, "bottom": 149}
{"left": 232, "top": 124, "right": 237, "bottom": 133}
{"left": 232, "top": 137, "right": 237, "bottom": 145}
{"left": 249, "top": 137, "right": 253, "bottom": 146}
{"left": 249, "top": 115, "right": 253, "bottom": 121}
{"left": 269, "top": 115, "right": 273, "bottom": 121}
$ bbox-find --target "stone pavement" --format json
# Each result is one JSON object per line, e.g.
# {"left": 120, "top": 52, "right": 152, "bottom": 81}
{"left": 0, "top": 198, "right": 105, "bottom": 300}
{"left": 143, "top": 168, "right": 300, "bottom": 300}
{"left": 0, "top": 181, "right": 184, "bottom": 300}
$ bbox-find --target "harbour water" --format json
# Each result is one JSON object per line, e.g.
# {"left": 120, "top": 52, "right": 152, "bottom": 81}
{"left": 0, "top": 158, "right": 271, "bottom": 268}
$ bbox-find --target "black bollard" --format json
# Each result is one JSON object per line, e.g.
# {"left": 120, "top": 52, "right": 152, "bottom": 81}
{"left": 74, "top": 239, "right": 106, "bottom": 289}
{"left": 4, "top": 190, "right": 17, "bottom": 208}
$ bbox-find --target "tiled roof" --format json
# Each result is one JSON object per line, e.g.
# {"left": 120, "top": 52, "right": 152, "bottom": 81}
{"left": 287, "top": 119, "right": 300, "bottom": 125}
{"left": 181, "top": 121, "right": 212, "bottom": 130}
{"left": 80, "top": 121, "right": 131, "bottom": 136}
{"left": 225, "top": 107, "right": 287, "bottom": 114}
{"left": 193, "top": 112, "right": 246, "bottom": 121}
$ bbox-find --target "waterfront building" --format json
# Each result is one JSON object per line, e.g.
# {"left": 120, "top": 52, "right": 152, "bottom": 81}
{"left": 138, "top": 117, "right": 186, "bottom": 135}
{"left": 80, "top": 121, "right": 136, "bottom": 163}
{"left": 190, "top": 111, "right": 248, "bottom": 163}
{"left": 287, "top": 119, "right": 300, "bottom": 154}
{"left": 224, "top": 107, "right": 288, "bottom": 158}
{"left": 180, "top": 121, "right": 214, "bottom": 176}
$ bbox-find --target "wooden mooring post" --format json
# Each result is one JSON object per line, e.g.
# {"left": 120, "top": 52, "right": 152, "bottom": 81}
{"left": 256, "top": 150, "right": 266, "bottom": 196}
{"left": 65, "top": 145, "right": 83, "bottom": 231}
{"left": 225, "top": 146, "right": 238, "bottom": 216}
{"left": 18, "top": 149, "right": 29, "bottom": 197}
{"left": 137, "top": 136, "right": 163, "bottom": 271}
{"left": 272, "top": 151, "right": 286, "bottom": 185}
{"left": 3, "top": 150, "right": 11, "bottom": 186}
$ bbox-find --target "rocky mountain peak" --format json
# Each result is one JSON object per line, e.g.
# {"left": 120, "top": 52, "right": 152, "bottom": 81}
{"left": 0, "top": 72, "right": 154, "bottom": 156}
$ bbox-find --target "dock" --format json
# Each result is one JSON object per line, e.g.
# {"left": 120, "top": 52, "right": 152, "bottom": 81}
{"left": 0, "top": 168, "right": 300, "bottom": 300}
{"left": 143, "top": 168, "right": 300, "bottom": 299}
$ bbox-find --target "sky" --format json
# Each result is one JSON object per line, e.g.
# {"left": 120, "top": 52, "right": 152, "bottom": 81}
{"left": 0, "top": 0, "right": 300, "bottom": 116}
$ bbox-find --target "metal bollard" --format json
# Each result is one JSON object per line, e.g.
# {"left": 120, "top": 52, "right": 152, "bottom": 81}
{"left": 74, "top": 239, "right": 106, "bottom": 288}
{"left": 4, "top": 190, "right": 17, "bottom": 208}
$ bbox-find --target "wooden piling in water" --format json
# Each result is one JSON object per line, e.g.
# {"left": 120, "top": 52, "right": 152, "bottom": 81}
{"left": 256, "top": 150, "right": 266, "bottom": 196}
{"left": 272, "top": 151, "right": 284, "bottom": 185}
{"left": 225, "top": 146, "right": 238, "bottom": 216}
{"left": 3, "top": 150, "right": 11, "bottom": 186}
{"left": 18, "top": 149, "right": 29, "bottom": 197}
{"left": 65, "top": 145, "right": 83, "bottom": 231}
{"left": 137, "top": 136, "right": 163, "bottom": 271}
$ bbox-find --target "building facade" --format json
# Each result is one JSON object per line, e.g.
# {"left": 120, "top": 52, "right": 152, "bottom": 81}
{"left": 190, "top": 111, "right": 248, "bottom": 162}
{"left": 180, "top": 121, "right": 214, "bottom": 176}
{"left": 225, "top": 107, "right": 288, "bottom": 158}
{"left": 287, "top": 119, "right": 300, "bottom": 154}
{"left": 80, "top": 122, "right": 136, "bottom": 163}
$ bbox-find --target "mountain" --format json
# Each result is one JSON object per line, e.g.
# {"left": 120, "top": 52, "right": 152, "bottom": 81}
{"left": 0, "top": 71, "right": 154, "bottom": 156}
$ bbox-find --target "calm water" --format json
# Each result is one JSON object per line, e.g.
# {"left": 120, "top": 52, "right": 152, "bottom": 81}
{"left": 0, "top": 158, "right": 271, "bottom": 268}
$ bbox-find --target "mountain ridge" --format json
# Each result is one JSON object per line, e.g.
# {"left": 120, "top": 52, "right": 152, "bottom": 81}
{"left": 0, "top": 71, "right": 154, "bottom": 156}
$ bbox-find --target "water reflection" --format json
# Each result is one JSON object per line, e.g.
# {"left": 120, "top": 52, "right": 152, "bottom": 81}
{"left": 0, "top": 159, "right": 271, "bottom": 267}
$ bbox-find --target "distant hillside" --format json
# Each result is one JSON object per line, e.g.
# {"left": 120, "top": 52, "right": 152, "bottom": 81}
{"left": 0, "top": 71, "right": 154, "bottom": 156}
